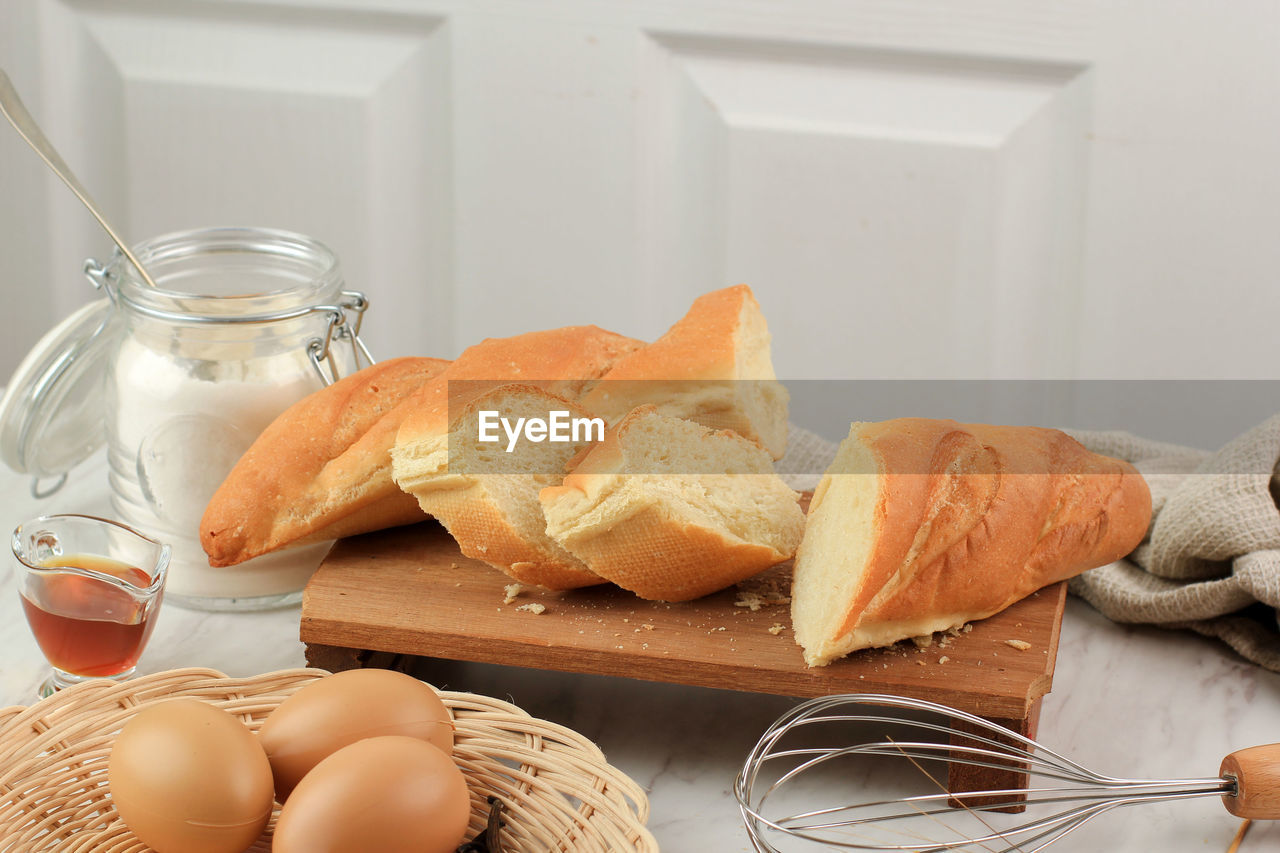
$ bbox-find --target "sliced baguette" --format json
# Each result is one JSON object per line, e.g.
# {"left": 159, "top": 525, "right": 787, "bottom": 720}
{"left": 392, "top": 325, "right": 642, "bottom": 480}
{"left": 578, "top": 285, "right": 790, "bottom": 458}
{"left": 540, "top": 406, "right": 805, "bottom": 601}
{"left": 403, "top": 384, "right": 604, "bottom": 589}
{"left": 791, "top": 418, "right": 1152, "bottom": 666}
{"left": 201, "top": 356, "right": 450, "bottom": 567}
{"left": 392, "top": 325, "right": 644, "bottom": 588}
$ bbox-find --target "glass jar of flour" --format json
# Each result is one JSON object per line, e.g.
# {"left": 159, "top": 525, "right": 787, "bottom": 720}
{"left": 0, "top": 227, "right": 371, "bottom": 611}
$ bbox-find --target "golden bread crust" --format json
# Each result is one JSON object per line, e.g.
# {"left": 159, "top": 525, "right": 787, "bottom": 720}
{"left": 577, "top": 285, "right": 788, "bottom": 457}
{"left": 581, "top": 287, "right": 749, "bottom": 383}
{"left": 200, "top": 356, "right": 450, "bottom": 567}
{"left": 394, "top": 326, "right": 644, "bottom": 445}
{"left": 795, "top": 418, "right": 1151, "bottom": 665}
{"left": 418, "top": 483, "right": 603, "bottom": 589}
{"left": 553, "top": 503, "right": 794, "bottom": 601}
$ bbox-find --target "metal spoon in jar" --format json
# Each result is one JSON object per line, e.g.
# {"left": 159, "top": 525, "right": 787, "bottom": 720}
{"left": 0, "top": 69, "right": 158, "bottom": 288}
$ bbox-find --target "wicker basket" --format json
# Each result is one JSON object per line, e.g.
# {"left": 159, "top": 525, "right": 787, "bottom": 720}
{"left": 0, "top": 668, "right": 658, "bottom": 853}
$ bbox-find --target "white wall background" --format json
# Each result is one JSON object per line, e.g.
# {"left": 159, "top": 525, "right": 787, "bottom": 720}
{"left": 1, "top": 0, "right": 1277, "bottom": 440}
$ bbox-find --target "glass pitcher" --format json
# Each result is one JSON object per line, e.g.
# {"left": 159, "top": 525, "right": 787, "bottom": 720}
{"left": 13, "top": 514, "right": 170, "bottom": 697}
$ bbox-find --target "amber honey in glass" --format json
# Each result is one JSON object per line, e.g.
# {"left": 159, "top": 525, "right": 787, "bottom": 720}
{"left": 12, "top": 515, "right": 169, "bottom": 697}
{"left": 20, "top": 553, "right": 156, "bottom": 677}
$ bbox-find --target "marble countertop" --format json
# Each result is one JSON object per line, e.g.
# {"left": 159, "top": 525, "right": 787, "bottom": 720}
{"left": 1, "top": 452, "right": 1277, "bottom": 852}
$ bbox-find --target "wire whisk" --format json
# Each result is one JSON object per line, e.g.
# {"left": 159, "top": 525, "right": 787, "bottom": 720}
{"left": 735, "top": 694, "right": 1279, "bottom": 852}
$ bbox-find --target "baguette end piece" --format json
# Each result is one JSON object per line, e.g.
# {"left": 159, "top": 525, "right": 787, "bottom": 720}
{"left": 579, "top": 285, "right": 790, "bottom": 458}
{"left": 200, "top": 356, "right": 449, "bottom": 567}
{"left": 792, "top": 419, "right": 1152, "bottom": 668}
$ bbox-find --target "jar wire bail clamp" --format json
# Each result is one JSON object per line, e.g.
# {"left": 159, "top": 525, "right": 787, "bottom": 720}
{"left": 307, "top": 291, "right": 374, "bottom": 386}
{"left": 84, "top": 259, "right": 375, "bottom": 387}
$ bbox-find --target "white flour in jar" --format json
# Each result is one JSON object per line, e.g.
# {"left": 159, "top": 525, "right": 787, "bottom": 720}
{"left": 109, "top": 334, "right": 326, "bottom": 601}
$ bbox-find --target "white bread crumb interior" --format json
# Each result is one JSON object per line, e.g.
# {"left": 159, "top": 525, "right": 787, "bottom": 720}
{"left": 394, "top": 383, "right": 603, "bottom": 589}
{"left": 541, "top": 406, "right": 804, "bottom": 601}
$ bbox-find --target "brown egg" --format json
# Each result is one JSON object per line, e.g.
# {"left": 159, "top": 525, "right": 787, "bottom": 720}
{"left": 273, "top": 735, "right": 471, "bottom": 853}
{"left": 258, "top": 669, "right": 454, "bottom": 801}
{"left": 107, "top": 698, "right": 275, "bottom": 853}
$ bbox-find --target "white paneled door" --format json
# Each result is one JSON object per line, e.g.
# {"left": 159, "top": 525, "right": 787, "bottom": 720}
{"left": 2, "top": 0, "right": 1277, "bottom": 381}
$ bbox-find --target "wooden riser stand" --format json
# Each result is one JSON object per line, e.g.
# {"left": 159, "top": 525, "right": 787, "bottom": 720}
{"left": 302, "top": 521, "right": 1066, "bottom": 805}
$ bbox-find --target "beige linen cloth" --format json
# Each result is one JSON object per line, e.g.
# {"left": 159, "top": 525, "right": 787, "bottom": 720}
{"left": 777, "top": 420, "right": 1280, "bottom": 671}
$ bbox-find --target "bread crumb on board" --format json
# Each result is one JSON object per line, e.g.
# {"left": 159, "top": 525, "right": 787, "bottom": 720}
{"left": 1004, "top": 639, "right": 1032, "bottom": 651}
{"left": 517, "top": 602, "right": 546, "bottom": 615}
{"left": 733, "top": 576, "right": 791, "bottom": 611}
{"left": 503, "top": 583, "right": 525, "bottom": 604}
{"left": 938, "top": 655, "right": 950, "bottom": 665}
{"left": 908, "top": 623, "right": 972, "bottom": 651}
{"left": 768, "top": 623, "right": 785, "bottom": 636}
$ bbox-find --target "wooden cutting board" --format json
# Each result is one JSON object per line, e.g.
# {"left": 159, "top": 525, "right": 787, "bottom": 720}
{"left": 300, "top": 519, "right": 1067, "bottom": 727}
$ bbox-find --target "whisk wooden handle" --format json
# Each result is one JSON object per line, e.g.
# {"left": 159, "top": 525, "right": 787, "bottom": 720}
{"left": 1220, "top": 743, "right": 1280, "bottom": 819}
